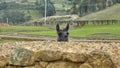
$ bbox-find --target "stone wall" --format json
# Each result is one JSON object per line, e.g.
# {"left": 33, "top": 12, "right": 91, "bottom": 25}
{"left": 0, "top": 41, "right": 120, "bottom": 68}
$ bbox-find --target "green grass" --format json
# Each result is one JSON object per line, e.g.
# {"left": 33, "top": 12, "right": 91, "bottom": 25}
{"left": 69, "top": 24, "right": 120, "bottom": 39}
{"left": 0, "top": 26, "right": 51, "bottom": 35}
{"left": 20, "top": 24, "right": 120, "bottom": 39}
{"left": 21, "top": 31, "right": 57, "bottom": 37}
{"left": 79, "top": 4, "right": 120, "bottom": 20}
{"left": 1, "top": 24, "right": 120, "bottom": 39}
{"left": 0, "top": 26, "right": 50, "bottom": 31}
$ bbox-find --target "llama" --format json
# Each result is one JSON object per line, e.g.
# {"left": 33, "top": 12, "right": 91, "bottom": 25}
{"left": 56, "top": 23, "right": 69, "bottom": 42}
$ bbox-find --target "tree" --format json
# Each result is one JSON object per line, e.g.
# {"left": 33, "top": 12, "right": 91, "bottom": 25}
{"left": 0, "top": 2, "right": 20, "bottom": 10}
{"left": 106, "top": 0, "right": 113, "bottom": 7}
{"left": 70, "top": 0, "right": 116, "bottom": 16}
{"left": 112, "top": 0, "right": 120, "bottom": 4}
{"left": 0, "top": 2, "right": 7, "bottom": 10}
{"left": 35, "top": 0, "right": 56, "bottom": 16}
{"left": 21, "top": 0, "right": 28, "bottom": 3}
{"left": 2, "top": 11, "right": 31, "bottom": 24}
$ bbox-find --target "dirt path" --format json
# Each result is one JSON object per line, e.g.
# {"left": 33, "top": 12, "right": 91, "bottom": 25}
{"left": 0, "top": 35, "right": 120, "bottom": 43}
{"left": 0, "top": 35, "right": 55, "bottom": 41}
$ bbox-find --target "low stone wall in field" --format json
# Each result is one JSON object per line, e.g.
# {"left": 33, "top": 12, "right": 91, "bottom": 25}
{"left": 0, "top": 41, "right": 120, "bottom": 68}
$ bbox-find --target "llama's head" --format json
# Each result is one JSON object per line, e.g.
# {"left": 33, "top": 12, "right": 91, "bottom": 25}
{"left": 56, "top": 23, "right": 69, "bottom": 42}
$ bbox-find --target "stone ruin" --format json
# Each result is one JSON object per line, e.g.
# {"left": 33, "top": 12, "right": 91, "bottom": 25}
{"left": 0, "top": 41, "right": 120, "bottom": 68}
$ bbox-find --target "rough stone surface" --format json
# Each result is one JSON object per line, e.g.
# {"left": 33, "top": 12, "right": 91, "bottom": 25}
{"left": 36, "top": 50, "right": 62, "bottom": 61}
{"left": 0, "top": 41, "right": 120, "bottom": 68}
{"left": 34, "top": 62, "right": 42, "bottom": 68}
{"left": 39, "top": 61, "right": 49, "bottom": 68}
{"left": 46, "top": 61, "right": 80, "bottom": 68}
{"left": 0, "top": 55, "right": 9, "bottom": 68}
{"left": 63, "top": 52, "right": 87, "bottom": 62}
{"left": 9, "top": 47, "right": 35, "bottom": 66}
{"left": 79, "top": 63, "right": 92, "bottom": 68}
{"left": 116, "top": 59, "right": 120, "bottom": 68}
{"left": 87, "top": 50, "right": 114, "bottom": 68}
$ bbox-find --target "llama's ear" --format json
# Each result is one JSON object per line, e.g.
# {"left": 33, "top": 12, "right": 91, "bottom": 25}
{"left": 56, "top": 23, "right": 60, "bottom": 31}
{"left": 65, "top": 23, "right": 69, "bottom": 31}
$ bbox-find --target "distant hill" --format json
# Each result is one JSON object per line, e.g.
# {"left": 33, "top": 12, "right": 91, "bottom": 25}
{"left": 0, "top": 0, "right": 35, "bottom": 3}
{"left": 79, "top": 4, "right": 120, "bottom": 20}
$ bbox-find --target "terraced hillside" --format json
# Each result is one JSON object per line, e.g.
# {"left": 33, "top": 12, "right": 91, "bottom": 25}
{"left": 79, "top": 4, "right": 120, "bottom": 20}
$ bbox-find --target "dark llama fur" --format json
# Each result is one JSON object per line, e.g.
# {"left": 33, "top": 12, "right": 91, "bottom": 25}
{"left": 56, "top": 23, "right": 69, "bottom": 42}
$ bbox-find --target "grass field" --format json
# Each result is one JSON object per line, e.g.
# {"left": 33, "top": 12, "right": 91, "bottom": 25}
{"left": 1, "top": 24, "right": 120, "bottom": 39}
{"left": 0, "top": 26, "right": 51, "bottom": 35}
